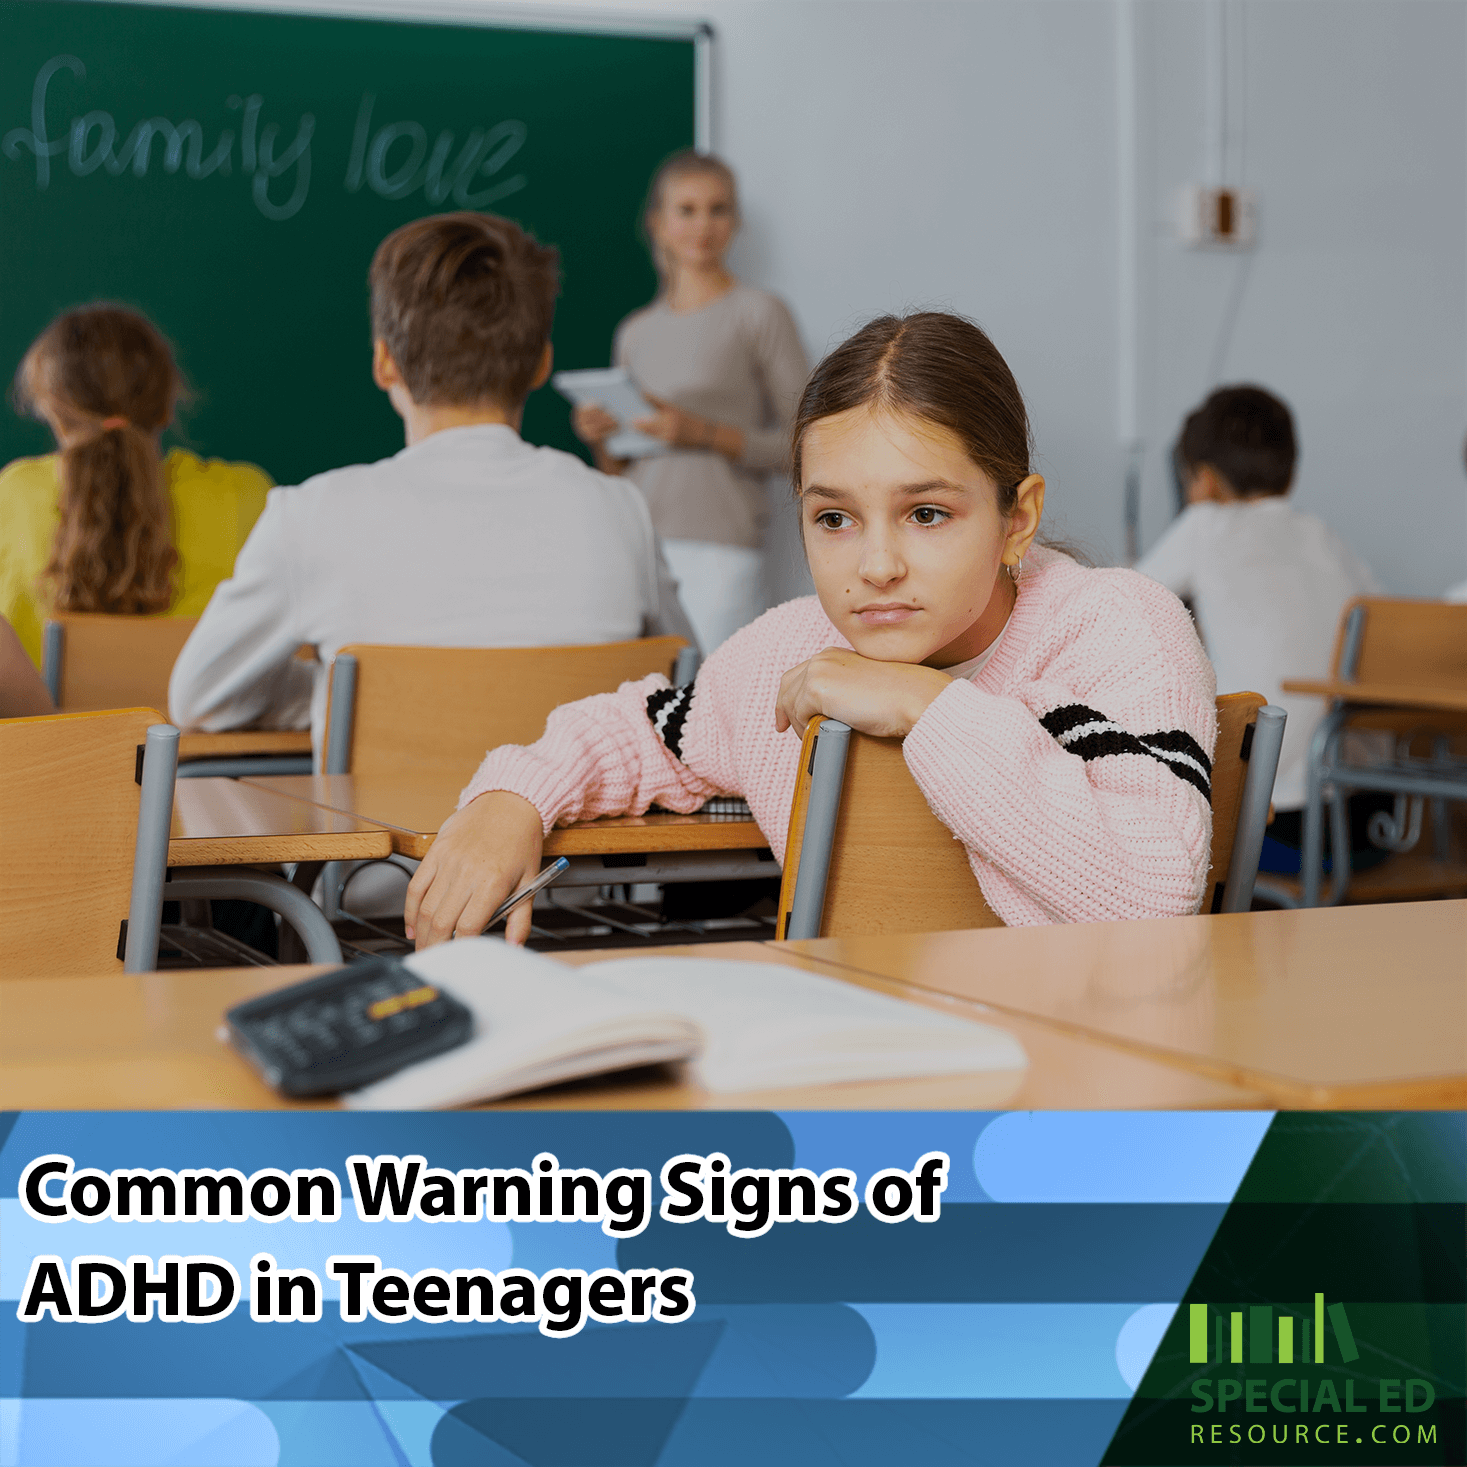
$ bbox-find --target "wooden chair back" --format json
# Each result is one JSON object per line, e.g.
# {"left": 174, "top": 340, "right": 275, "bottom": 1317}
{"left": 1327, "top": 596, "right": 1467, "bottom": 744}
{"left": 0, "top": 707, "right": 165, "bottom": 976}
{"left": 777, "top": 719, "right": 1003, "bottom": 939}
{"left": 1332, "top": 596, "right": 1467, "bottom": 685}
{"left": 44, "top": 613, "right": 197, "bottom": 713}
{"left": 324, "top": 637, "right": 688, "bottom": 780}
{"left": 777, "top": 693, "right": 1271, "bottom": 938}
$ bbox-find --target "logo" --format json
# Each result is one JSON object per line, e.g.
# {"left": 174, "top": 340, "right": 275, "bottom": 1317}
{"left": 1183, "top": 1294, "right": 1439, "bottom": 1453}
{"left": 1188, "top": 1294, "right": 1358, "bottom": 1367}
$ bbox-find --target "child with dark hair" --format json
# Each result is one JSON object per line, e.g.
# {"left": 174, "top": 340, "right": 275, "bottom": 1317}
{"left": 170, "top": 212, "right": 693, "bottom": 746}
{"left": 1136, "top": 384, "right": 1379, "bottom": 873}
{"left": 407, "top": 311, "right": 1218, "bottom": 946}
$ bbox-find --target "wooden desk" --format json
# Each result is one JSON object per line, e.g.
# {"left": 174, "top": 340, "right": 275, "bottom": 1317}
{"left": 0, "top": 942, "right": 1265, "bottom": 1111}
{"left": 178, "top": 729, "right": 314, "bottom": 762}
{"left": 783, "top": 902, "right": 1467, "bottom": 1108}
{"left": 243, "top": 772, "right": 772, "bottom": 860}
{"left": 1280, "top": 677, "right": 1467, "bottom": 713}
{"left": 169, "top": 777, "right": 394, "bottom": 867}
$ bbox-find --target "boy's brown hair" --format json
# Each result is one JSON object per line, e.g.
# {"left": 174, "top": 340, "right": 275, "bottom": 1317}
{"left": 369, "top": 212, "right": 560, "bottom": 409}
{"left": 1180, "top": 384, "right": 1296, "bottom": 498}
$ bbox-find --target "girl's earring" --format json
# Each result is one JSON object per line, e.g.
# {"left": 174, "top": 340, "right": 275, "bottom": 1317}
{"left": 1006, "top": 557, "right": 1023, "bottom": 584}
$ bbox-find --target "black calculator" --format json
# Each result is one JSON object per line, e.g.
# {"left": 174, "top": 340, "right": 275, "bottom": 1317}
{"left": 225, "top": 957, "right": 473, "bottom": 1098}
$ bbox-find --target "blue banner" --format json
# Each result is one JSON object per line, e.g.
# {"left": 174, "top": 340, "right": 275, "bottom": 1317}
{"left": 1, "top": 1111, "right": 1460, "bottom": 1466}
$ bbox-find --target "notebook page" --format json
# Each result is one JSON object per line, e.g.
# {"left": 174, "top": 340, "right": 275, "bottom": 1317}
{"left": 578, "top": 958, "right": 1028, "bottom": 1093}
{"left": 343, "top": 939, "right": 700, "bottom": 1110}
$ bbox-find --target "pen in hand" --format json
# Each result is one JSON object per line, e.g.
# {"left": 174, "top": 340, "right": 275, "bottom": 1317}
{"left": 486, "top": 857, "right": 570, "bottom": 932}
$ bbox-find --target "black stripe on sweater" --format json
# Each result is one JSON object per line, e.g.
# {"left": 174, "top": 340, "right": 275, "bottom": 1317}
{"left": 1039, "top": 703, "right": 1212, "bottom": 803}
{"left": 645, "top": 683, "right": 695, "bottom": 761}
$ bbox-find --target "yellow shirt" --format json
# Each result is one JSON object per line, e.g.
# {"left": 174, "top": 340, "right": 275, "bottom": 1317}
{"left": 0, "top": 446, "right": 271, "bottom": 666}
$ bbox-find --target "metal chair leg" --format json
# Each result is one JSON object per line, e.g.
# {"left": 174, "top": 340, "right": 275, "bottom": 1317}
{"left": 1221, "top": 705, "right": 1286, "bottom": 913}
{"left": 1324, "top": 789, "right": 1353, "bottom": 906}
{"left": 784, "top": 719, "right": 851, "bottom": 941}
{"left": 320, "top": 652, "right": 359, "bottom": 922}
{"left": 41, "top": 621, "right": 64, "bottom": 707}
{"left": 1301, "top": 705, "right": 1347, "bottom": 907}
{"left": 123, "top": 724, "right": 179, "bottom": 973}
{"left": 168, "top": 868, "right": 342, "bottom": 965}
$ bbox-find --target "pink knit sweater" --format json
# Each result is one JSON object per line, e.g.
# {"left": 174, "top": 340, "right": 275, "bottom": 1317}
{"left": 461, "top": 546, "right": 1218, "bottom": 924}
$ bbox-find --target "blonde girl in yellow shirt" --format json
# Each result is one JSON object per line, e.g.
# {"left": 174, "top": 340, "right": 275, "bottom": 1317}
{"left": 1, "top": 305, "right": 271, "bottom": 666}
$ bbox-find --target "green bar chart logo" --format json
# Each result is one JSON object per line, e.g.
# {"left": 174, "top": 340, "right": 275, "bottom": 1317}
{"left": 1189, "top": 1294, "right": 1359, "bottom": 1366}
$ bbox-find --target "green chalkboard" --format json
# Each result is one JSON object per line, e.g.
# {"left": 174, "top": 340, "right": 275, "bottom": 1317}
{"left": 0, "top": 1, "right": 696, "bottom": 483}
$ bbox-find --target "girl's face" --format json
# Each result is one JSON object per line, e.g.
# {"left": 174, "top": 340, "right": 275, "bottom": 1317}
{"left": 799, "top": 404, "right": 1044, "bottom": 666}
{"left": 651, "top": 172, "right": 737, "bottom": 274}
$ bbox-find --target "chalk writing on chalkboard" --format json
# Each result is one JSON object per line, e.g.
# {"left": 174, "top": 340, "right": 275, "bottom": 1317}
{"left": 344, "top": 93, "right": 526, "bottom": 208}
{"left": 2, "top": 56, "right": 528, "bottom": 223}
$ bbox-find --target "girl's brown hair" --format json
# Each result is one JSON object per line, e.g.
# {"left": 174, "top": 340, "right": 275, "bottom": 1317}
{"left": 791, "top": 312, "right": 1033, "bottom": 515}
{"left": 14, "top": 305, "right": 181, "bottom": 615}
{"left": 641, "top": 149, "right": 739, "bottom": 281}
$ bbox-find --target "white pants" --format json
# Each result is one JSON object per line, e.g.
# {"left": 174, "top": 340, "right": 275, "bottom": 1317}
{"left": 662, "top": 538, "right": 766, "bottom": 659}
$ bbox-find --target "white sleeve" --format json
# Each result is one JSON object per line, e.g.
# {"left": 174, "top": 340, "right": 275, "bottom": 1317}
{"left": 1134, "top": 510, "right": 1199, "bottom": 598}
{"left": 645, "top": 535, "right": 700, "bottom": 652}
{"left": 168, "top": 492, "right": 313, "bottom": 730}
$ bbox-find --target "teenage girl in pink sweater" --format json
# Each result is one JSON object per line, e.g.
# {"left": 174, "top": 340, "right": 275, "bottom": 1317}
{"left": 405, "top": 312, "right": 1217, "bottom": 946}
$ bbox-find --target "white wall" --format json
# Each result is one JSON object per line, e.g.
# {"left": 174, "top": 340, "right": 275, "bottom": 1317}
{"left": 536, "top": 0, "right": 1130, "bottom": 601}
{"left": 524, "top": 0, "right": 1467, "bottom": 600}
{"left": 1134, "top": 0, "right": 1467, "bottom": 597}
{"left": 190, "top": 0, "right": 1467, "bottom": 598}
{"left": 703, "top": 0, "right": 1128, "bottom": 601}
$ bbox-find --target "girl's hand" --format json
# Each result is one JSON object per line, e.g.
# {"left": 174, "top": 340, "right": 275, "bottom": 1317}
{"left": 403, "top": 791, "right": 545, "bottom": 949}
{"left": 634, "top": 394, "right": 726, "bottom": 452}
{"left": 571, "top": 401, "right": 620, "bottom": 448}
{"left": 775, "top": 648, "right": 953, "bottom": 740}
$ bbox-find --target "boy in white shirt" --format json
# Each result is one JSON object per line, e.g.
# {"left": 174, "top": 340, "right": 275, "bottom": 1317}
{"left": 170, "top": 212, "right": 694, "bottom": 750}
{"left": 1136, "top": 384, "right": 1381, "bottom": 873}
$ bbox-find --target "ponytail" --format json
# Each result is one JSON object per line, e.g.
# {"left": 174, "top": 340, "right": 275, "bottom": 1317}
{"left": 46, "top": 417, "right": 175, "bottom": 613}
{"left": 14, "top": 305, "right": 182, "bottom": 614}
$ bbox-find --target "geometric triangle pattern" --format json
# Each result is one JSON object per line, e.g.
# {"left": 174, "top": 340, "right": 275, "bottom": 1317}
{"left": 1101, "top": 1113, "right": 1466, "bottom": 1465}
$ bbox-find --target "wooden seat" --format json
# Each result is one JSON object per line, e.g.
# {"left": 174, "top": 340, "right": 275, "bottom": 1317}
{"left": 0, "top": 708, "right": 175, "bottom": 976}
{"left": 321, "top": 637, "right": 689, "bottom": 779}
{"left": 42, "top": 613, "right": 198, "bottom": 713}
{"left": 1275, "top": 596, "right": 1467, "bottom": 907}
{"left": 776, "top": 692, "right": 1281, "bottom": 940}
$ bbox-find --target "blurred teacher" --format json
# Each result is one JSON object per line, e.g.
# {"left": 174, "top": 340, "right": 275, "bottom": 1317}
{"left": 573, "top": 150, "right": 808, "bottom": 655}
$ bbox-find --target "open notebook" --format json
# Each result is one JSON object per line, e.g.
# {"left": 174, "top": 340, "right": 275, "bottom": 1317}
{"left": 345, "top": 940, "right": 1027, "bottom": 1110}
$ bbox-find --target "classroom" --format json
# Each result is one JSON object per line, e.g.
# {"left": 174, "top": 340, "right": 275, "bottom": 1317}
{"left": 1, "top": 0, "right": 1464, "bottom": 1117}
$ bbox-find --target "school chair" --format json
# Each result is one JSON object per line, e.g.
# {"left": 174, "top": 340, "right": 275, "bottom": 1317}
{"left": 321, "top": 636, "right": 690, "bottom": 780}
{"left": 317, "top": 637, "right": 689, "bottom": 917}
{"left": 0, "top": 708, "right": 177, "bottom": 976}
{"left": 41, "top": 613, "right": 313, "bottom": 778}
{"left": 776, "top": 693, "right": 1285, "bottom": 940}
{"left": 1283, "top": 597, "right": 1467, "bottom": 907}
{"left": 0, "top": 709, "right": 343, "bottom": 976}
{"left": 42, "top": 612, "right": 196, "bottom": 713}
